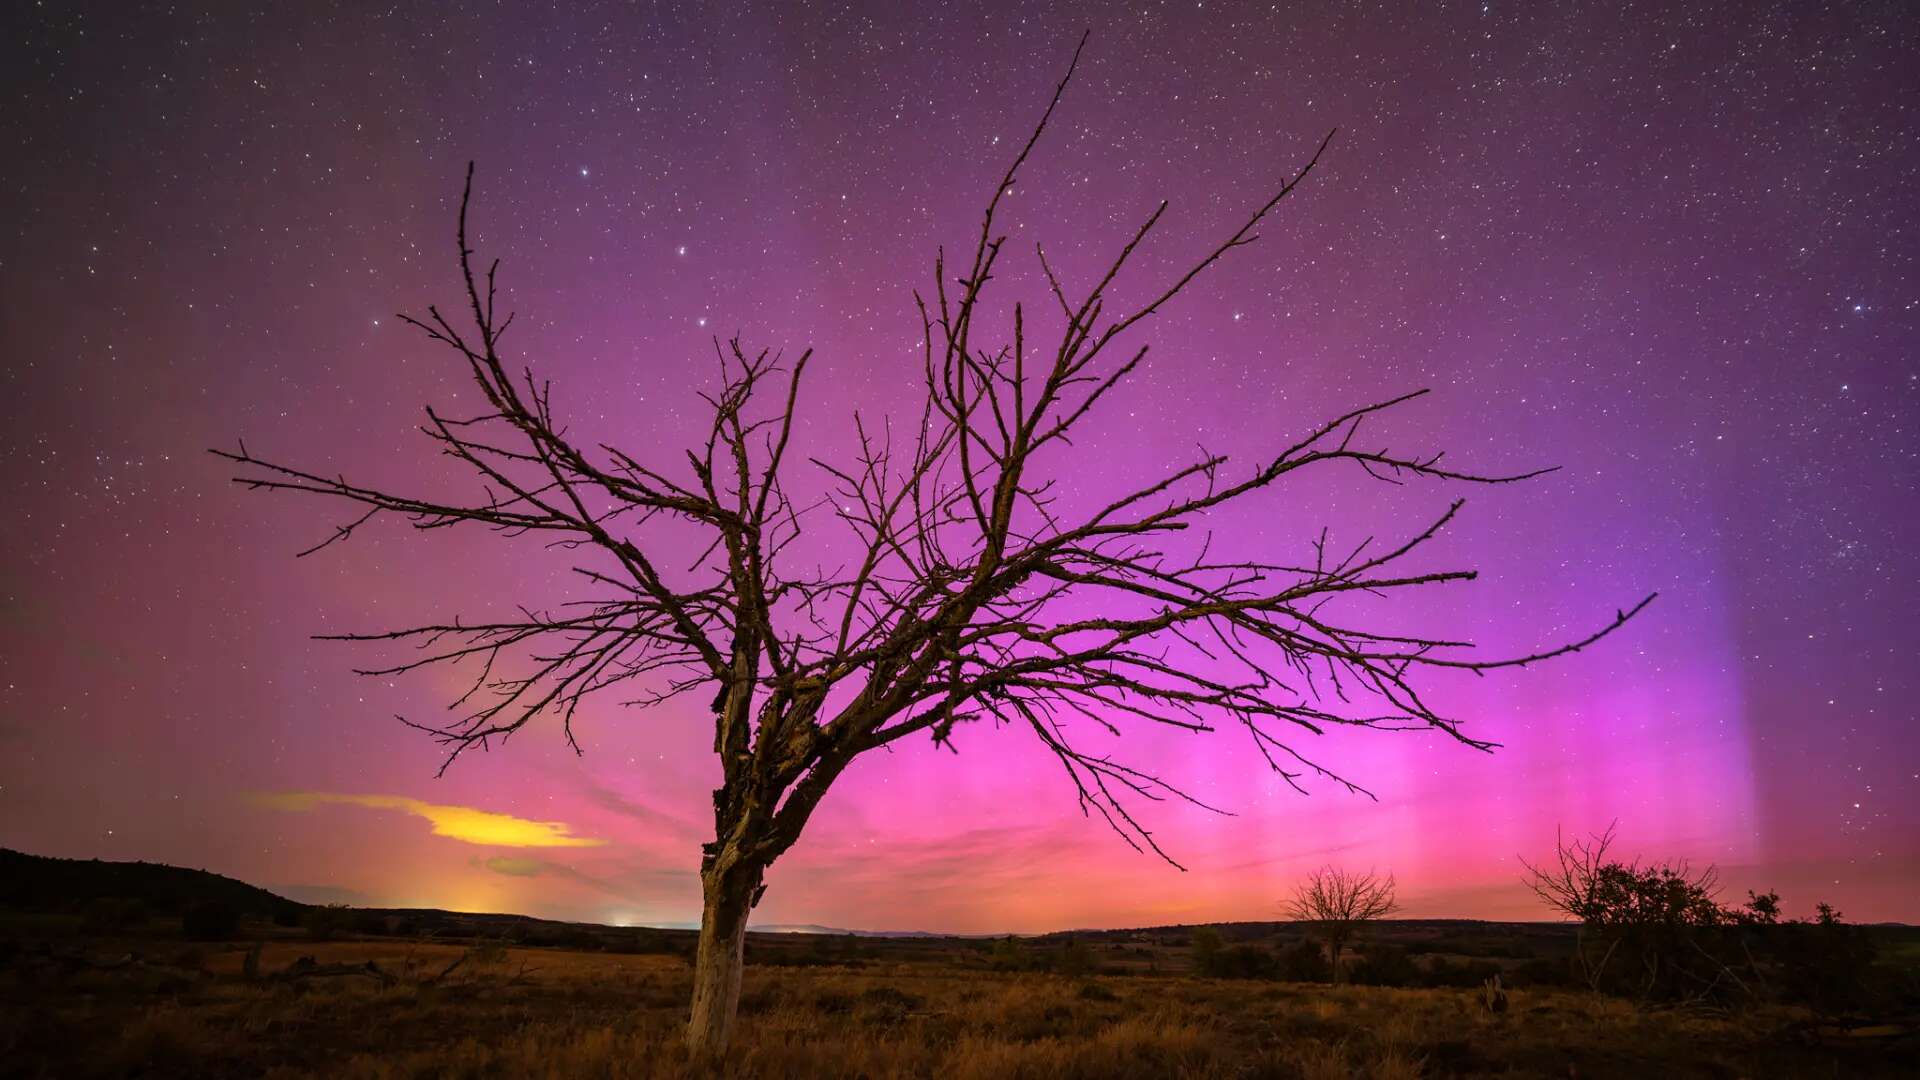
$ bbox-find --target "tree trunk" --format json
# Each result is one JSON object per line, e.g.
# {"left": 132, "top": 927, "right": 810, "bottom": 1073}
{"left": 685, "top": 858, "right": 762, "bottom": 1056}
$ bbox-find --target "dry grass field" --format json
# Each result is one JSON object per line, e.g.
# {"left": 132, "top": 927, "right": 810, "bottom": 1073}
{"left": 3, "top": 935, "right": 1912, "bottom": 1078}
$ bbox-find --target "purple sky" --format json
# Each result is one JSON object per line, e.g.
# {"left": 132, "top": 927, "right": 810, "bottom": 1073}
{"left": 2, "top": 1, "right": 1915, "bottom": 931}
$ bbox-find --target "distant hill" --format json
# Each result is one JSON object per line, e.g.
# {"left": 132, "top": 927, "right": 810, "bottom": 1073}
{"left": 5, "top": 849, "right": 1904, "bottom": 941}
{"left": 0, "top": 848, "right": 305, "bottom": 920}
{"left": 0, "top": 850, "right": 1623, "bottom": 945}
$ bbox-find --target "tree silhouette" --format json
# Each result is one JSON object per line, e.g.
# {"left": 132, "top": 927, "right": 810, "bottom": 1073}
{"left": 1523, "top": 825, "right": 1727, "bottom": 998}
{"left": 1517, "top": 826, "right": 1869, "bottom": 1005}
{"left": 216, "top": 36, "right": 1651, "bottom": 1052}
{"left": 1284, "top": 865, "right": 1399, "bottom": 983}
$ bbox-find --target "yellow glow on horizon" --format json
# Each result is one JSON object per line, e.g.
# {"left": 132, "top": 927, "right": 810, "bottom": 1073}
{"left": 253, "top": 792, "right": 606, "bottom": 848}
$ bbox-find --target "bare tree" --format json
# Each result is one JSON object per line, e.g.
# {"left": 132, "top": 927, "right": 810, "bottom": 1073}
{"left": 1284, "top": 866, "right": 1399, "bottom": 983}
{"left": 1523, "top": 824, "right": 1627, "bottom": 927}
{"left": 215, "top": 35, "right": 1650, "bottom": 1053}
{"left": 1524, "top": 825, "right": 1635, "bottom": 992}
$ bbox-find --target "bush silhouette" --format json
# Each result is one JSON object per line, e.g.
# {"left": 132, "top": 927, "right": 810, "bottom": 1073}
{"left": 1526, "top": 828, "right": 1898, "bottom": 1010}
{"left": 304, "top": 903, "right": 349, "bottom": 941}
{"left": 1350, "top": 943, "right": 1420, "bottom": 987}
{"left": 1277, "top": 939, "right": 1332, "bottom": 983}
{"left": 180, "top": 900, "right": 239, "bottom": 941}
{"left": 80, "top": 897, "right": 148, "bottom": 934}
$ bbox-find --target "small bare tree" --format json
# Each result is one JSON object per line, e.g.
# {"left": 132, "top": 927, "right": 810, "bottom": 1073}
{"left": 1284, "top": 866, "right": 1399, "bottom": 983}
{"left": 216, "top": 36, "right": 1649, "bottom": 1053}
{"left": 1524, "top": 825, "right": 1635, "bottom": 992}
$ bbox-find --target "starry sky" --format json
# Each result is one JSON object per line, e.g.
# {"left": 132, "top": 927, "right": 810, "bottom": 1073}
{"left": 2, "top": 1, "right": 1915, "bottom": 932}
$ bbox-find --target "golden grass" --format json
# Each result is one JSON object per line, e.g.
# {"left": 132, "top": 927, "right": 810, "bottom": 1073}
{"left": 0, "top": 939, "right": 1905, "bottom": 1078}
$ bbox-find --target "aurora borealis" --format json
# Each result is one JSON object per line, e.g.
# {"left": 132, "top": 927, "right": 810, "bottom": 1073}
{"left": 2, "top": 1, "right": 1914, "bottom": 931}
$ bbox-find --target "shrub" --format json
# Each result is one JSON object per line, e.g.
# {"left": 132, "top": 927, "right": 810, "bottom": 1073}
{"left": 80, "top": 897, "right": 148, "bottom": 934}
{"left": 1197, "top": 943, "right": 1278, "bottom": 980}
{"left": 351, "top": 911, "right": 392, "bottom": 936}
{"left": 1511, "top": 954, "right": 1574, "bottom": 988}
{"left": 1277, "top": 939, "right": 1331, "bottom": 983}
{"left": 1190, "top": 927, "right": 1262, "bottom": 978}
{"left": 1421, "top": 955, "right": 1504, "bottom": 988}
{"left": 180, "top": 900, "right": 239, "bottom": 941}
{"left": 1189, "top": 927, "right": 1224, "bottom": 972}
{"left": 1524, "top": 828, "right": 1897, "bottom": 1010}
{"left": 988, "top": 935, "right": 1036, "bottom": 972}
{"left": 469, "top": 938, "right": 510, "bottom": 966}
{"left": 524, "top": 924, "right": 601, "bottom": 950}
{"left": 304, "top": 903, "right": 350, "bottom": 941}
{"left": 855, "top": 985, "right": 924, "bottom": 1024}
{"left": 1051, "top": 938, "right": 1101, "bottom": 976}
{"left": 1350, "top": 944, "right": 1419, "bottom": 987}
{"left": 1767, "top": 903, "right": 1881, "bottom": 1015}
{"left": 754, "top": 936, "right": 870, "bottom": 968}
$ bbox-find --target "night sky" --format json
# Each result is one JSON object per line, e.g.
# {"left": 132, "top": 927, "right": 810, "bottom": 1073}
{"left": 3, "top": 1, "right": 1915, "bottom": 931}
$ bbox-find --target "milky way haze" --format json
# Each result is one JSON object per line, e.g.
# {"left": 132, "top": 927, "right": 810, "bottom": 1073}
{"left": 3, "top": 1, "right": 1915, "bottom": 931}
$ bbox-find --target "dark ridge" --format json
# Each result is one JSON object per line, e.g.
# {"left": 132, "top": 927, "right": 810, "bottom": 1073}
{"left": 0, "top": 847, "right": 304, "bottom": 920}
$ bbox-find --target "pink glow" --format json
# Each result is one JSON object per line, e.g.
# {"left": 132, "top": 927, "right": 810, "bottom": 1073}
{"left": 3, "top": 4, "right": 1914, "bottom": 930}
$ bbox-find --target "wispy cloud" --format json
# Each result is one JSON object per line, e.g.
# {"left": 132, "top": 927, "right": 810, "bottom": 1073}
{"left": 253, "top": 792, "right": 606, "bottom": 848}
{"left": 576, "top": 775, "right": 700, "bottom": 840}
{"left": 475, "top": 853, "right": 695, "bottom": 908}
{"left": 481, "top": 856, "right": 546, "bottom": 877}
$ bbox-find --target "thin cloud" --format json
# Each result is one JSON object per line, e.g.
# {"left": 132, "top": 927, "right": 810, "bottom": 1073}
{"left": 482, "top": 856, "right": 546, "bottom": 877}
{"left": 254, "top": 792, "right": 607, "bottom": 848}
{"left": 476, "top": 853, "right": 696, "bottom": 909}
{"left": 576, "top": 776, "right": 700, "bottom": 839}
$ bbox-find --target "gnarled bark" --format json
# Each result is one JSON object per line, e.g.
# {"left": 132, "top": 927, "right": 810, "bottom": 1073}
{"left": 685, "top": 853, "right": 764, "bottom": 1055}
